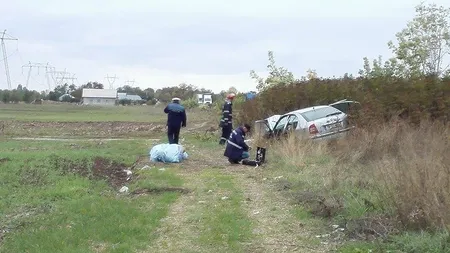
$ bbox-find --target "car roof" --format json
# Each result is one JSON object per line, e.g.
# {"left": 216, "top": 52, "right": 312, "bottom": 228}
{"left": 283, "top": 105, "right": 331, "bottom": 116}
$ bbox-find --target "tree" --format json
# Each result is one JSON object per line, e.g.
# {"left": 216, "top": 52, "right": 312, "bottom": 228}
{"left": 305, "top": 69, "right": 318, "bottom": 81}
{"left": 83, "top": 82, "right": 104, "bottom": 89}
{"left": 250, "top": 51, "right": 296, "bottom": 92}
{"left": 227, "top": 86, "right": 238, "bottom": 94}
{"left": 388, "top": 3, "right": 450, "bottom": 77}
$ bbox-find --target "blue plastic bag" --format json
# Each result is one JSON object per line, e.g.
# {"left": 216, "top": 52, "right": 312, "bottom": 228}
{"left": 149, "top": 144, "right": 189, "bottom": 163}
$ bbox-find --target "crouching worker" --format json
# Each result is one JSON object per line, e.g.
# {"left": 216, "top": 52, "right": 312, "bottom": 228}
{"left": 224, "top": 123, "right": 260, "bottom": 166}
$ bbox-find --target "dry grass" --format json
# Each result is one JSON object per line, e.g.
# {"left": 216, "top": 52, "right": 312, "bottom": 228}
{"left": 266, "top": 120, "right": 450, "bottom": 232}
{"left": 336, "top": 121, "right": 450, "bottom": 230}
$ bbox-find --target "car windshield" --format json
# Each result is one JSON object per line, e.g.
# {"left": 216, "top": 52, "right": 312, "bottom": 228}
{"left": 300, "top": 106, "right": 342, "bottom": 122}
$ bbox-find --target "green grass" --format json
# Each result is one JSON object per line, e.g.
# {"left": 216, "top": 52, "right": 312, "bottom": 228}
{"left": 338, "top": 231, "right": 450, "bottom": 253}
{"left": 0, "top": 103, "right": 166, "bottom": 122}
{"left": 194, "top": 169, "right": 253, "bottom": 252}
{"left": 0, "top": 139, "right": 182, "bottom": 253}
{"left": 0, "top": 103, "right": 211, "bottom": 123}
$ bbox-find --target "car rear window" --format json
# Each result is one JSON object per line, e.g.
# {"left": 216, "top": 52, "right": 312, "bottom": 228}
{"left": 300, "top": 106, "right": 342, "bottom": 122}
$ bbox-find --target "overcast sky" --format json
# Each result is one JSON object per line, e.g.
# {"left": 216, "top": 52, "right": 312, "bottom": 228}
{"left": 1, "top": 0, "right": 449, "bottom": 92}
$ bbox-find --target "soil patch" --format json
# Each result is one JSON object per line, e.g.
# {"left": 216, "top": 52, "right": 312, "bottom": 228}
{"left": 345, "top": 215, "right": 400, "bottom": 241}
{"left": 0, "top": 158, "right": 11, "bottom": 164}
{"left": 4, "top": 121, "right": 165, "bottom": 137}
{"left": 51, "top": 156, "right": 131, "bottom": 188}
{"left": 131, "top": 187, "right": 191, "bottom": 195}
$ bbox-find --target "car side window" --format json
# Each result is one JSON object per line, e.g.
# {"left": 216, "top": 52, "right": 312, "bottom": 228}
{"left": 273, "top": 115, "right": 289, "bottom": 134}
{"left": 286, "top": 115, "right": 299, "bottom": 132}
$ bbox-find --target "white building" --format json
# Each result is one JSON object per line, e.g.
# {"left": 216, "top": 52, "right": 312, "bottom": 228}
{"left": 81, "top": 89, "right": 117, "bottom": 106}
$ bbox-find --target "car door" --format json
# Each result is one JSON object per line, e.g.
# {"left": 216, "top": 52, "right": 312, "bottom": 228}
{"left": 272, "top": 115, "right": 290, "bottom": 137}
{"left": 285, "top": 114, "right": 299, "bottom": 133}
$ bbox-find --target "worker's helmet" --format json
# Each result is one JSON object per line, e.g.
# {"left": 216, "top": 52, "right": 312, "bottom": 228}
{"left": 226, "top": 93, "right": 236, "bottom": 100}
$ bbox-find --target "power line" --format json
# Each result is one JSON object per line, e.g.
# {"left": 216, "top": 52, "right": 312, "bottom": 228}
{"left": 22, "top": 61, "right": 52, "bottom": 89}
{"left": 125, "top": 79, "right": 135, "bottom": 87}
{"left": 46, "top": 69, "right": 76, "bottom": 89}
{"left": 1, "top": 30, "right": 18, "bottom": 89}
{"left": 105, "top": 74, "right": 118, "bottom": 89}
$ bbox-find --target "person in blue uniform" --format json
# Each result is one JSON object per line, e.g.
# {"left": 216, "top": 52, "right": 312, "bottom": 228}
{"left": 164, "top": 97, "right": 187, "bottom": 144}
{"left": 224, "top": 123, "right": 253, "bottom": 163}
{"left": 219, "top": 93, "right": 235, "bottom": 145}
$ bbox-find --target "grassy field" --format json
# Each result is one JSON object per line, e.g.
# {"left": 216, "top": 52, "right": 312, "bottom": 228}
{"left": 1, "top": 103, "right": 449, "bottom": 253}
{"left": 0, "top": 103, "right": 164, "bottom": 122}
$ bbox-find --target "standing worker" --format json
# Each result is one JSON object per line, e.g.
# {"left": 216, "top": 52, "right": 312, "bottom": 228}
{"left": 219, "top": 93, "right": 236, "bottom": 145}
{"left": 164, "top": 97, "right": 187, "bottom": 144}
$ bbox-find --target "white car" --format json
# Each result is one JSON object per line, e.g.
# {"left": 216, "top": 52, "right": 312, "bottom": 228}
{"left": 254, "top": 100, "right": 359, "bottom": 140}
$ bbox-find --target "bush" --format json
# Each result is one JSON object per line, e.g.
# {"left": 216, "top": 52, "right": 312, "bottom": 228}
{"left": 182, "top": 98, "right": 199, "bottom": 109}
{"left": 237, "top": 76, "right": 450, "bottom": 127}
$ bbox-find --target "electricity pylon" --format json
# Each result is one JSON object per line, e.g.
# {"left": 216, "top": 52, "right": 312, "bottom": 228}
{"left": 22, "top": 61, "right": 50, "bottom": 89}
{"left": 105, "top": 74, "right": 118, "bottom": 89}
{"left": 1, "top": 30, "right": 18, "bottom": 89}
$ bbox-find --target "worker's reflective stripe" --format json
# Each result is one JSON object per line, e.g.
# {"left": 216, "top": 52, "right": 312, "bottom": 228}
{"left": 223, "top": 110, "right": 230, "bottom": 113}
{"left": 227, "top": 140, "right": 243, "bottom": 149}
{"left": 229, "top": 114, "right": 232, "bottom": 116}
{"left": 232, "top": 130, "right": 237, "bottom": 135}
{"left": 223, "top": 118, "right": 228, "bottom": 120}
{"left": 220, "top": 137, "right": 227, "bottom": 141}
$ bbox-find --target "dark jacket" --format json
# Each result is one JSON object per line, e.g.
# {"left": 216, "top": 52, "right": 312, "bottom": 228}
{"left": 164, "top": 102, "right": 187, "bottom": 128}
{"left": 224, "top": 126, "right": 249, "bottom": 161}
{"left": 220, "top": 100, "right": 233, "bottom": 127}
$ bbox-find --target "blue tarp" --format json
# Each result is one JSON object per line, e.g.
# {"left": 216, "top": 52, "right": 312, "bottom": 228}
{"left": 245, "top": 92, "right": 257, "bottom": 101}
{"left": 149, "top": 144, "right": 189, "bottom": 163}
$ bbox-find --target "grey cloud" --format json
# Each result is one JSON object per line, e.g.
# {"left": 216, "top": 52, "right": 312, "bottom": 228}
{"left": 4, "top": 12, "right": 407, "bottom": 77}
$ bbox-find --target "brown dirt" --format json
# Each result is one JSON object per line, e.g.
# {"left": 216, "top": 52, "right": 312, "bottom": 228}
{"left": 0, "top": 158, "right": 11, "bottom": 164}
{"left": 4, "top": 121, "right": 165, "bottom": 137}
{"left": 53, "top": 156, "right": 132, "bottom": 189}
{"left": 131, "top": 187, "right": 191, "bottom": 195}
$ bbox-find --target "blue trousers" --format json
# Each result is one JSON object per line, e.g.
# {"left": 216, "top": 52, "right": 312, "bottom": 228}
{"left": 167, "top": 126, "right": 180, "bottom": 144}
{"left": 228, "top": 151, "right": 250, "bottom": 164}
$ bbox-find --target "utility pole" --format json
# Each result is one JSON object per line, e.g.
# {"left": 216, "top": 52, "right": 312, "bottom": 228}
{"left": 44, "top": 63, "right": 55, "bottom": 90}
{"left": 125, "top": 79, "right": 135, "bottom": 87}
{"left": 64, "top": 74, "right": 77, "bottom": 85}
{"left": 1, "top": 30, "right": 18, "bottom": 89}
{"left": 21, "top": 62, "right": 50, "bottom": 89}
{"left": 105, "top": 74, "right": 118, "bottom": 89}
{"left": 47, "top": 69, "right": 70, "bottom": 87}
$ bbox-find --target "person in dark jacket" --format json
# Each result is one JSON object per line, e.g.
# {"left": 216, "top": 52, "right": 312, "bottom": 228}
{"left": 164, "top": 97, "right": 187, "bottom": 144}
{"left": 219, "top": 93, "right": 235, "bottom": 145}
{"left": 224, "top": 123, "right": 252, "bottom": 164}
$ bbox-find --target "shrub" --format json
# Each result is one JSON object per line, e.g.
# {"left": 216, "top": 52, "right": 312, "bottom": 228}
{"left": 238, "top": 76, "right": 450, "bottom": 128}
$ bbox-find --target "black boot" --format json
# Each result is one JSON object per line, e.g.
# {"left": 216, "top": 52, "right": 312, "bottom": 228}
{"left": 219, "top": 139, "right": 226, "bottom": 145}
{"left": 242, "top": 159, "right": 260, "bottom": 167}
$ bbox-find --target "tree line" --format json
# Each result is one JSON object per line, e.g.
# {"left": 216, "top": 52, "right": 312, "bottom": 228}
{"left": 0, "top": 81, "right": 232, "bottom": 104}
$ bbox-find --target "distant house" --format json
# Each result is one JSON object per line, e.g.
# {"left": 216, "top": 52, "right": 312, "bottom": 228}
{"left": 82, "top": 89, "right": 117, "bottom": 106}
{"left": 58, "top": 94, "right": 75, "bottom": 102}
{"left": 118, "top": 92, "right": 143, "bottom": 101}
